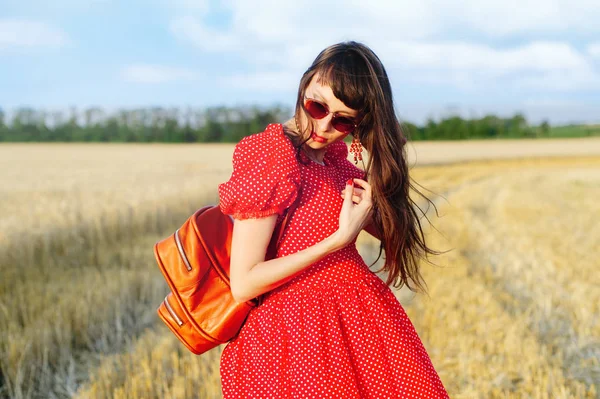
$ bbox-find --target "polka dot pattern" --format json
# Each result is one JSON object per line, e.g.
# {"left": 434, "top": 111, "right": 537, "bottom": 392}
{"left": 218, "top": 124, "right": 449, "bottom": 398}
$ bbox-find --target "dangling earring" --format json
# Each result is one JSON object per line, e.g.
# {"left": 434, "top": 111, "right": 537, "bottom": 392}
{"left": 350, "top": 136, "right": 363, "bottom": 165}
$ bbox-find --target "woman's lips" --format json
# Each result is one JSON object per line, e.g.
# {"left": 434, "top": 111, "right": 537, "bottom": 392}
{"left": 311, "top": 131, "right": 327, "bottom": 143}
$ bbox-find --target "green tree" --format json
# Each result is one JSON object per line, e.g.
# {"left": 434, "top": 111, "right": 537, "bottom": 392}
{"left": 0, "top": 107, "right": 6, "bottom": 141}
{"left": 0, "top": 105, "right": 554, "bottom": 142}
{"left": 401, "top": 122, "right": 420, "bottom": 141}
{"left": 507, "top": 113, "right": 528, "bottom": 137}
{"left": 538, "top": 120, "right": 550, "bottom": 137}
{"left": 424, "top": 118, "right": 437, "bottom": 140}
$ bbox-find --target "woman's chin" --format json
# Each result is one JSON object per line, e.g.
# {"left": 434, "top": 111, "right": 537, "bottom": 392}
{"left": 306, "top": 140, "right": 329, "bottom": 149}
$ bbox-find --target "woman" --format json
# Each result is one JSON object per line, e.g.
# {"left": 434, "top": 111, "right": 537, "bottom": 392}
{"left": 218, "top": 41, "right": 449, "bottom": 398}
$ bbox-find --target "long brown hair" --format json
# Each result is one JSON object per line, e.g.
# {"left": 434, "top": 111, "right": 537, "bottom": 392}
{"left": 288, "top": 41, "right": 440, "bottom": 293}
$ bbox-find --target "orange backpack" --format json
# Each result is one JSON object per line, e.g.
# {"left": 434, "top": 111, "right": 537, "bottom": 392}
{"left": 154, "top": 202, "right": 297, "bottom": 355}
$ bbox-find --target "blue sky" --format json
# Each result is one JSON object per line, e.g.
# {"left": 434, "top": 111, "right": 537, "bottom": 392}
{"left": 1, "top": 0, "right": 599, "bottom": 125}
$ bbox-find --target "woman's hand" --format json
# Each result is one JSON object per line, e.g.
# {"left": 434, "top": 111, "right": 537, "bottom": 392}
{"left": 334, "top": 178, "right": 373, "bottom": 248}
{"left": 340, "top": 180, "right": 374, "bottom": 225}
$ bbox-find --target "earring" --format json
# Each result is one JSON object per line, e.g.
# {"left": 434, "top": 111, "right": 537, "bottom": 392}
{"left": 350, "top": 136, "right": 363, "bottom": 165}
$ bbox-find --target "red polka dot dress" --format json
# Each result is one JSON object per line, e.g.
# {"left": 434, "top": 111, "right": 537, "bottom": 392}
{"left": 218, "top": 124, "right": 449, "bottom": 398}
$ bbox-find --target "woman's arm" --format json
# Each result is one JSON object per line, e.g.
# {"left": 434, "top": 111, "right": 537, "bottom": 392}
{"left": 341, "top": 184, "right": 381, "bottom": 240}
{"left": 230, "top": 178, "right": 373, "bottom": 303}
{"left": 229, "top": 215, "right": 344, "bottom": 303}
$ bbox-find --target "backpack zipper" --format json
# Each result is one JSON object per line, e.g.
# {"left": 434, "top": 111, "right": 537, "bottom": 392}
{"left": 164, "top": 295, "right": 184, "bottom": 326}
{"left": 174, "top": 228, "right": 193, "bottom": 271}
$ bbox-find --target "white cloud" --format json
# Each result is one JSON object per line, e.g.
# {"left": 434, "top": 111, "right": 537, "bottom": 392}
{"left": 169, "top": 0, "right": 210, "bottom": 13}
{"left": 454, "top": 0, "right": 566, "bottom": 37}
{"left": 215, "top": 0, "right": 600, "bottom": 43}
{"left": 121, "top": 64, "right": 200, "bottom": 84}
{"left": 381, "top": 41, "right": 588, "bottom": 73}
{"left": 168, "top": 0, "right": 600, "bottom": 65}
{"left": 381, "top": 41, "right": 600, "bottom": 92}
{"left": 168, "top": 0, "right": 600, "bottom": 93}
{"left": 170, "top": 16, "right": 241, "bottom": 52}
{"left": 588, "top": 43, "right": 600, "bottom": 58}
{"left": 220, "top": 40, "right": 599, "bottom": 93}
{"left": 169, "top": 0, "right": 434, "bottom": 56}
{"left": 0, "top": 19, "right": 70, "bottom": 50}
{"left": 129, "top": 0, "right": 600, "bottom": 106}
{"left": 382, "top": 0, "right": 600, "bottom": 37}
{"left": 517, "top": 68, "right": 600, "bottom": 91}
{"left": 220, "top": 71, "right": 298, "bottom": 91}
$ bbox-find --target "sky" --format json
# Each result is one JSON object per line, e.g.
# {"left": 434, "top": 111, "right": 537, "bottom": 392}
{"left": 1, "top": 0, "right": 599, "bottom": 126}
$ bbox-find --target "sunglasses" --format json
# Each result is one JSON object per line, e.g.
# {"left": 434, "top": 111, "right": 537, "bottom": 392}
{"left": 303, "top": 98, "right": 359, "bottom": 134}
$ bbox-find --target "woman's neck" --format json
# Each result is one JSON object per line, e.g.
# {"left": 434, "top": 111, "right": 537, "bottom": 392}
{"left": 302, "top": 146, "right": 325, "bottom": 164}
{"left": 282, "top": 119, "right": 326, "bottom": 164}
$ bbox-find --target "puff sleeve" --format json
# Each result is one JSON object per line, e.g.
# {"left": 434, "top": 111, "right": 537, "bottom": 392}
{"left": 218, "top": 124, "right": 301, "bottom": 220}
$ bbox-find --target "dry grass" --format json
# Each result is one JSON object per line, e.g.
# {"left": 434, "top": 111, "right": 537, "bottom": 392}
{"left": 73, "top": 331, "right": 222, "bottom": 399}
{"left": 402, "top": 157, "right": 600, "bottom": 398}
{"left": 0, "top": 143, "right": 232, "bottom": 398}
{"left": 403, "top": 136, "right": 600, "bottom": 166}
{"left": 1, "top": 140, "right": 599, "bottom": 398}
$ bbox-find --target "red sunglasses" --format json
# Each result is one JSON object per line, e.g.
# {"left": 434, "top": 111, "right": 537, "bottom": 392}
{"left": 303, "top": 98, "right": 359, "bottom": 134}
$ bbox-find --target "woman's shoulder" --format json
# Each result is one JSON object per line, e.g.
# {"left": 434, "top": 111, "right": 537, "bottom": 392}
{"left": 219, "top": 123, "right": 301, "bottom": 220}
{"left": 232, "top": 123, "right": 297, "bottom": 167}
{"left": 237, "top": 123, "right": 293, "bottom": 150}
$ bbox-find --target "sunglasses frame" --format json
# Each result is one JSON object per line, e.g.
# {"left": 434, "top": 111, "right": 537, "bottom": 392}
{"left": 302, "top": 97, "right": 361, "bottom": 135}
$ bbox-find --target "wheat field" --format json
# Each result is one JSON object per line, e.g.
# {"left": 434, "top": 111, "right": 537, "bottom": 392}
{"left": 0, "top": 138, "right": 599, "bottom": 398}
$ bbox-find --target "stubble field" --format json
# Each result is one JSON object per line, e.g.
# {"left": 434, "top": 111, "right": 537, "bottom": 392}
{"left": 0, "top": 137, "right": 599, "bottom": 398}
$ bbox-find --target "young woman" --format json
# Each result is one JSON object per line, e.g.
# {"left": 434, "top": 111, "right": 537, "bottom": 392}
{"left": 218, "top": 41, "right": 449, "bottom": 398}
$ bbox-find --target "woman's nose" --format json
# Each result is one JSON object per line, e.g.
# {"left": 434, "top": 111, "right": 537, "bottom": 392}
{"left": 316, "top": 113, "right": 334, "bottom": 132}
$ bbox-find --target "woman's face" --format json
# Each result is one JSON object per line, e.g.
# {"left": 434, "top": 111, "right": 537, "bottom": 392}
{"left": 299, "top": 74, "right": 360, "bottom": 150}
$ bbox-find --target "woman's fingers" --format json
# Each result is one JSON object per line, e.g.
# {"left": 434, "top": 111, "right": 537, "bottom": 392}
{"left": 351, "top": 179, "right": 372, "bottom": 200}
{"left": 342, "top": 188, "right": 365, "bottom": 202}
{"left": 340, "top": 193, "right": 363, "bottom": 204}
{"left": 341, "top": 186, "right": 365, "bottom": 197}
{"left": 343, "top": 179, "right": 354, "bottom": 207}
{"left": 340, "top": 186, "right": 363, "bottom": 201}
{"left": 341, "top": 179, "right": 372, "bottom": 207}
{"left": 336, "top": 179, "right": 374, "bottom": 247}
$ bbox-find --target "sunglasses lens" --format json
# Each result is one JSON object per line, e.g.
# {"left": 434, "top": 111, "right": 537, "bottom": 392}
{"left": 304, "top": 99, "right": 357, "bottom": 134}
{"left": 305, "top": 100, "right": 328, "bottom": 119}
{"left": 332, "top": 117, "right": 355, "bottom": 134}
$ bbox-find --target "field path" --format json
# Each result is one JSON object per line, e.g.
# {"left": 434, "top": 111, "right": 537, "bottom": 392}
{"left": 398, "top": 157, "right": 600, "bottom": 397}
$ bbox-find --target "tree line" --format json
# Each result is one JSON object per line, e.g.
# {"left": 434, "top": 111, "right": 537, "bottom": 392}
{"left": 0, "top": 105, "right": 550, "bottom": 143}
